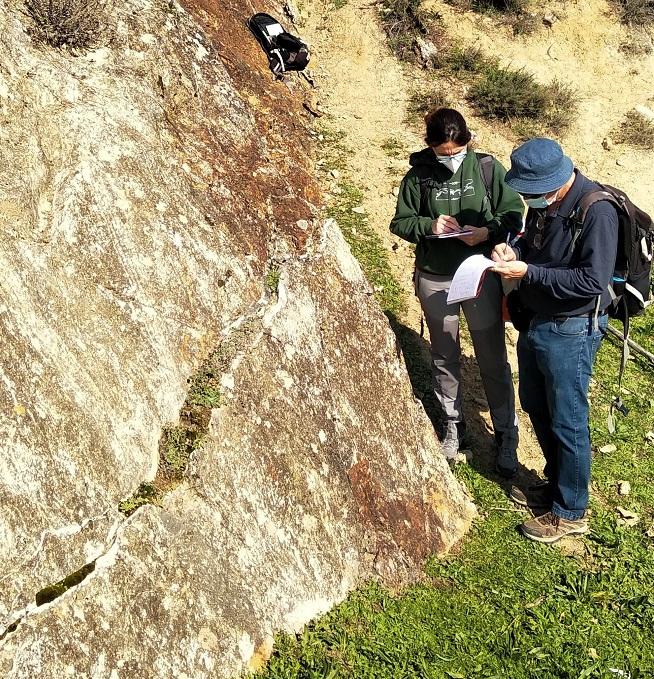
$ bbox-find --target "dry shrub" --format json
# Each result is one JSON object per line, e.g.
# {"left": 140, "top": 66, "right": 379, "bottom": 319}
{"left": 25, "top": 0, "right": 110, "bottom": 50}
{"left": 540, "top": 79, "right": 578, "bottom": 135}
{"left": 619, "top": 30, "right": 654, "bottom": 55}
{"left": 446, "top": 46, "right": 491, "bottom": 78}
{"left": 380, "top": 0, "right": 445, "bottom": 62}
{"left": 613, "top": 109, "right": 654, "bottom": 149}
{"left": 407, "top": 87, "right": 451, "bottom": 123}
{"left": 511, "top": 12, "right": 540, "bottom": 35}
{"left": 611, "top": 0, "right": 654, "bottom": 25}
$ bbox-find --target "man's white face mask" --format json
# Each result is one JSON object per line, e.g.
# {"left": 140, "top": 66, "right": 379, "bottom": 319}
{"left": 436, "top": 150, "right": 467, "bottom": 174}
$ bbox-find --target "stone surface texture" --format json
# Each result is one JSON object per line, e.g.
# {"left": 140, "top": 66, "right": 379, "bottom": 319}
{"left": 0, "top": 0, "right": 475, "bottom": 676}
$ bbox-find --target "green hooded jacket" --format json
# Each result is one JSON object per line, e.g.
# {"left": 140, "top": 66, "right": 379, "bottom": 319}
{"left": 389, "top": 148, "right": 524, "bottom": 276}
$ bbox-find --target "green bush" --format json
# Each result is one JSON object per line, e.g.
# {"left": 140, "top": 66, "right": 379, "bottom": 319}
{"left": 25, "top": 0, "right": 110, "bottom": 51}
{"left": 466, "top": 64, "right": 577, "bottom": 134}
{"left": 446, "top": 46, "right": 491, "bottom": 77}
{"left": 467, "top": 64, "right": 547, "bottom": 120}
{"left": 445, "top": 0, "right": 530, "bottom": 13}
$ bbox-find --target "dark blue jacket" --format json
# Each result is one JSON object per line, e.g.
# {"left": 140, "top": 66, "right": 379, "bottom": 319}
{"left": 514, "top": 171, "right": 619, "bottom": 317}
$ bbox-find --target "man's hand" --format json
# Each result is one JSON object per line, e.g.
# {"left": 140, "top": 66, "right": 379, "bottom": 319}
{"left": 492, "top": 260, "right": 528, "bottom": 280}
{"left": 432, "top": 215, "right": 461, "bottom": 235}
{"left": 459, "top": 226, "right": 489, "bottom": 246}
{"left": 492, "top": 243, "right": 517, "bottom": 263}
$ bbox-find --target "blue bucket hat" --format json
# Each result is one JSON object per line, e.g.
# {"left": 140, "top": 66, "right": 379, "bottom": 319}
{"left": 504, "top": 138, "right": 574, "bottom": 195}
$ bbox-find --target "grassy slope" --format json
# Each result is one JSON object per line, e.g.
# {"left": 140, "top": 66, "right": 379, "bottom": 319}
{"left": 257, "top": 123, "right": 654, "bottom": 678}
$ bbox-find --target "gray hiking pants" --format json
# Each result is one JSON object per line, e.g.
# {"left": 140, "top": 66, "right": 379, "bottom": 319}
{"left": 416, "top": 268, "right": 517, "bottom": 436}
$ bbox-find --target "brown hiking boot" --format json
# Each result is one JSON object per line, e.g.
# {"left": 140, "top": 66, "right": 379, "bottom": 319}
{"left": 520, "top": 511, "right": 589, "bottom": 544}
{"left": 510, "top": 480, "right": 552, "bottom": 511}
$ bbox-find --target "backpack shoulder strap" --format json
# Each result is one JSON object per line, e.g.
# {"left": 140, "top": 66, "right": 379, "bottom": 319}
{"left": 475, "top": 152, "right": 495, "bottom": 210}
{"left": 576, "top": 189, "right": 621, "bottom": 223}
{"left": 569, "top": 189, "right": 621, "bottom": 251}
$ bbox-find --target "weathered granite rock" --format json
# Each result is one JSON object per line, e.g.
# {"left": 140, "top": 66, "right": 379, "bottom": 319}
{"left": 0, "top": 0, "right": 475, "bottom": 675}
{"left": 1, "top": 221, "right": 474, "bottom": 677}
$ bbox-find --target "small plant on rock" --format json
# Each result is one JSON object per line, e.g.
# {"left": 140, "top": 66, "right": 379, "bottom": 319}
{"left": 265, "top": 266, "right": 282, "bottom": 294}
{"left": 25, "top": 0, "right": 110, "bottom": 51}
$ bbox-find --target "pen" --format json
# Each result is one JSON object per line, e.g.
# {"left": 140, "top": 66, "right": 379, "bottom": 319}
{"left": 503, "top": 232, "right": 512, "bottom": 261}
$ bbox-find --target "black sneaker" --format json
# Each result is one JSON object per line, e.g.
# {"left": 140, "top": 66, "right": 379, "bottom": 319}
{"left": 495, "top": 428, "right": 518, "bottom": 478}
{"left": 510, "top": 480, "right": 552, "bottom": 511}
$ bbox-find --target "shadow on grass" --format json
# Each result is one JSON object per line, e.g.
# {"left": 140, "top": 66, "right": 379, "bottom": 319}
{"left": 386, "top": 311, "right": 542, "bottom": 495}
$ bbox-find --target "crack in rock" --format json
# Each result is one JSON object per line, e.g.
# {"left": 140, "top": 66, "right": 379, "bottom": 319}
{"left": 0, "top": 516, "right": 123, "bottom": 645}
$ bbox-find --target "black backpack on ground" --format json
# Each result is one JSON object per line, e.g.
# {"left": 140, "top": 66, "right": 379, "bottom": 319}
{"left": 248, "top": 13, "right": 310, "bottom": 77}
{"left": 572, "top": 185, "right": 653, "bottom": 426}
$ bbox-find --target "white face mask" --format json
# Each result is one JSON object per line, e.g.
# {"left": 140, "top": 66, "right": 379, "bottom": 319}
{"left": 436, "top": 150, "right": 467, "bottom": 173}
{"left": 524, "top": 188, "right": 560, "bottom": 209}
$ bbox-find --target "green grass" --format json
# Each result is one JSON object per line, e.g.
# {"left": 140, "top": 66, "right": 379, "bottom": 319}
{"left": 381, "top": 137, "right": 406, "bottom": 158}
{"left": 319, "top": 125, "right": 406, "bottom": 318}
{"left": 257, "top": 259, "right": 654, "bottom": 677}
{"left": 118, "top": 351, "right": 224, "bottom": 515}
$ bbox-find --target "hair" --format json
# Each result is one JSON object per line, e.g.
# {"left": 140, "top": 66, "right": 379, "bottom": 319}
{"left": 424, "top": 108, "right": 472, "bottom": 148}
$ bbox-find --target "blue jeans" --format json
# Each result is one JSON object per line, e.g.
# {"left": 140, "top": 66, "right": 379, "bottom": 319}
{"left": 517, "top": 314, "right": 607, "bottom": 520}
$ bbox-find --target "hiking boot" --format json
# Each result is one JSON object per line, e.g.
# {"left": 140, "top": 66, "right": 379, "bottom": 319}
{"left": 510, "top": 480, "right": 552, "bottom": 511}
{"left": 520, "top": 511, "right": 589, "bottom": 544}
{"left": 440, "top": 421, "right": 460, "bottom": 460}
{"left": 495, "top": 428, "right": 518, "bottom": 478}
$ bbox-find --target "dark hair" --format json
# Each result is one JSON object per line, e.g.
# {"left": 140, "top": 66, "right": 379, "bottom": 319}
{"left": 424, "top": 108, "right": 472, "bottom": 147}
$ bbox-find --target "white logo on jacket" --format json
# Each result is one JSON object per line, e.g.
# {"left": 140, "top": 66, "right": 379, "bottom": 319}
{"left": 425, "top": 179, "right": 476, "bottom": 201}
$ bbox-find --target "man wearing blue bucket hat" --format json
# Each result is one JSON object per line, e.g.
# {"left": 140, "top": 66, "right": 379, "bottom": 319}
{"left": 491, "top": 138, "right": 618, "bottom": 543}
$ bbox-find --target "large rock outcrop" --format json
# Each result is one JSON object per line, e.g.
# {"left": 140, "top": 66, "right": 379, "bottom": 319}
{"left": 0, "top": 0, "right": 475, "bottom": 676}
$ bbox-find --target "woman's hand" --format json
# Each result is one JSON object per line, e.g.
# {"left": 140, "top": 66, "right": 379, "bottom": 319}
{"left": 459, "top": 226, "right": 489, "bottom": 247}
{"left": 431, "top": 215, "right": 461, "bottom": 235}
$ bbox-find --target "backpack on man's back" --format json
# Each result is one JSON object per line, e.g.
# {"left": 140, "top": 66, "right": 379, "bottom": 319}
{"left": 574, "top": 185, "right": 653, "bottom": 321}
{"left": 573, "top": 184, "right": 653, "bottom": 427}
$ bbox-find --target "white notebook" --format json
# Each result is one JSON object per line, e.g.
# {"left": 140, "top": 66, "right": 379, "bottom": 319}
{"left": 447, "top": 254, "right": 496, "bottom": 304}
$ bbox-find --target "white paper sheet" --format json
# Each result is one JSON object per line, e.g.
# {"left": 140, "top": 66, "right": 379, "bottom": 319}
{"left": 446, "top": 254, "right": 496, "bottom": 304}
{"left": 425, "top": 230, "right": 474, "bottom": 240}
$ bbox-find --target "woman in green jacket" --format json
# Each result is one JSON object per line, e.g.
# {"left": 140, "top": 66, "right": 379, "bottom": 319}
{"left": 390, "top": 108, "right": 523, "bottom": 476}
